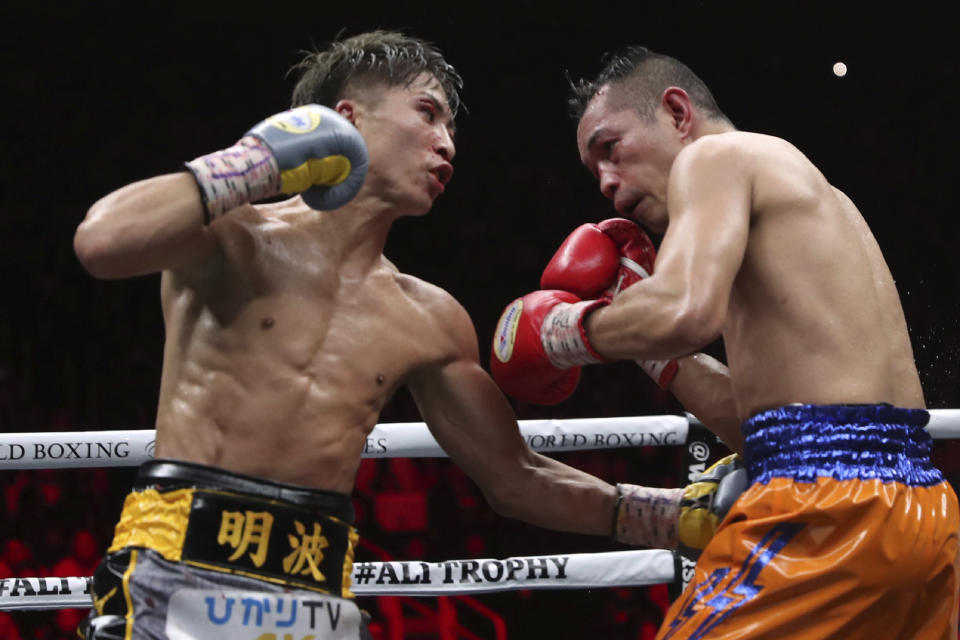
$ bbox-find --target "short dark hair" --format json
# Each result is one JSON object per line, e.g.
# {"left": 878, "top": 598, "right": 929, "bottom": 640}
{"left": 568, "top": 46, "right": 728, "bottom": 124}
{"left": 290, "top": 30, "right": 463, "bottom": 119}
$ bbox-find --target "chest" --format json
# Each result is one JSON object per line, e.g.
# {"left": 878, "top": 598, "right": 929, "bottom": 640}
{"left": 205, "top": 247, "right": 445, "bottom": 380}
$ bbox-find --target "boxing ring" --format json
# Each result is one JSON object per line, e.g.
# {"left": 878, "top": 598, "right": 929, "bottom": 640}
{"left": 2, "top": 410, "right": 959, "bottom": 614}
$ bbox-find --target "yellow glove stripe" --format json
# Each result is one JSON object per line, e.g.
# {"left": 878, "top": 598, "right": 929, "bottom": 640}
{"left": 678, "top": 506, "right": 720, "bottom": 549}
{"left": 682, "top": 481, "right": 717, "bottom": 501}
{"left": 281, "top": 156, "right": 353, "bottom": 193}
{"left": 677, "top": 454, "right": 746, "bottom": 549}
{"left": 705, "top": 454, "right": 741, "bottom": 474}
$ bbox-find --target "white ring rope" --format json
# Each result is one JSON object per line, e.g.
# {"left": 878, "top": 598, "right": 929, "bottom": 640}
{"left": 0, "top": 415, "right": 689, "bottom": 470}
{"left": 924, "top": 409, "right": 960, "bottom": 439}
{"left": 3, "top": 409, "right": 957, "bottom": 612}
{"left": 4, "top": 409, "right": 960, "bottom": 471}
{"left": 0, "top": 549, "right": 675, "bottom": 611}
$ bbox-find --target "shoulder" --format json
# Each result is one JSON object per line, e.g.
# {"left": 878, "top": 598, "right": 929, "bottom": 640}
{"left": 394, "top": 269, "right": 473, "bottom": 331}
{"left": 667, "top": 133, "right": 760, "bottom": 206}
{"left": 674, "top": 132, "right": 777, "bottom": 174}
{"left": 679, "top": 131, "right": 813, "bottom": 167}
{"left": 392, "top": 268, "right": 480, "bottom": 359}
{"left": 672, "top": 132, "right": 824, "bottom": 196}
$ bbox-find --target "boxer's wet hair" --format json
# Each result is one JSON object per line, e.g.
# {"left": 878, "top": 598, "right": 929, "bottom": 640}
{"left": 568, "top": 45, "right": 729, "bottom": 125}
{"left": 291, "top": 30, "right": 463, "bottom": 119}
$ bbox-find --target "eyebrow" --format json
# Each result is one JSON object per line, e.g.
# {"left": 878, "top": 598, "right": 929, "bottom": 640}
{"left": 585, "top": 126, "right": 610, "bottom": 155}
{"left": 419, "top": 92, "right": 457, "bottom": 135}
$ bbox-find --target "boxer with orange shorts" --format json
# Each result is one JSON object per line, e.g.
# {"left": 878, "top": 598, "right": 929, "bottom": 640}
{"left": 487, "top": 43, "right": 960, "bottom": 637}
{"left": 658, "top": 403, "right": 959, "bottom": 639}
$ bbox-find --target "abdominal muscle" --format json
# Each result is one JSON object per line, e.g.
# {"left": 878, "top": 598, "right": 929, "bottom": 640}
{"left": 152, "top": 261, "right": 439, "bottom": 493}
{"left": 153, "top": 335, "right": 392, "bottom": 493}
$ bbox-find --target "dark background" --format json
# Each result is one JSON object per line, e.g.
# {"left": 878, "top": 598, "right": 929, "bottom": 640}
{"left": 2, "top": 2, "right": 959, "bottom": 638}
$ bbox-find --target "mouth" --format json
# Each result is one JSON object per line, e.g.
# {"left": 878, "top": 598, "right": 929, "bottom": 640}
{"left": 616, "top": 196, "right": 644, "bottom": 219}
{"left": 429, "top": 163, "right": 454, "bottom": 187}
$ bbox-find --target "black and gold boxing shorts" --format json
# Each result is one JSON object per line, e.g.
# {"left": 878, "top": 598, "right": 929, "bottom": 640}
{"left": 107, "top": 459, "right": 359, "bottom": 597}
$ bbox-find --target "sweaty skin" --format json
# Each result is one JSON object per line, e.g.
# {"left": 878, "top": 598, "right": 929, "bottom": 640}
{"left": 154, "top": 201, "right": 466, "bottom": 492}
{"left": 76, "top": 76, "right": 617, "bottom": 534}
{"left": 577, "top": 87, "right": 924, "bottom": 428}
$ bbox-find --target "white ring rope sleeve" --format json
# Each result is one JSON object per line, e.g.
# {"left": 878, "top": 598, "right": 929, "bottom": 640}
{"left": 0, "top": 549, "right": 676, "bottom": 610}
{"left": 4, "top": 409, "right": 960, "bottom": 470}
{"left": 0, "top": 415, "right": 690, "bottom": 470}
{"left": 925, "top": 409, "right": 960, "bottom": 439}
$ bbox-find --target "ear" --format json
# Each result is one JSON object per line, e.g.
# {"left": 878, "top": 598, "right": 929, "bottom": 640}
{"left": 334, "top": 99, "right": 358, "bottom": 125}
{"left": 661, "top": 87, "right": 694, "bottom": 139}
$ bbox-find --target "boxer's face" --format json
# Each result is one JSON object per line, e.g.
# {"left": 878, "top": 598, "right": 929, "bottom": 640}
{"left": 577, "top": 86, "right": 679, "bottom": 234}
{"left": 351, "top": 74, "right": 455, "bottom": 215}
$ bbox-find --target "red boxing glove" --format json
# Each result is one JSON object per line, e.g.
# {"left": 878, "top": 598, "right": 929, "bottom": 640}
{"left": 593, "top": 219, "right": 677, "bottom": 386}
{"left": 540, "top": 223, "right": 620, "bottom": 298}
{"left": 541, "top": 218, "right": 657, "bottom": 301}
{"left": 539, "top": 218, "right": 676, "bottom": 389}
{"left": 595, "top": 218, "right": 657, "bottom": 298}
{"left": 491, "top": 290, "right": 607, "bottom": 404}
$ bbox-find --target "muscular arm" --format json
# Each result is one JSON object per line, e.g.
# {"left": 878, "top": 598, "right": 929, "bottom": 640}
{"left": 74, "top": 172, "right": 218, "bottom": 279}
{"left": 585, "top": 137, "right": 752, "bottom": 360}
{"left": 407, "top": 306, "right": 616, "bottom": 536}
{"left": 668, "top": 353, "right": 743, "bottom": 452}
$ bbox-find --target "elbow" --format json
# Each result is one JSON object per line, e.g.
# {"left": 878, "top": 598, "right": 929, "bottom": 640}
{"left": 74, "top": 222, "right": 109, "bottom": 278}
{"left": 671, "top": 302, "right": 724, "bottom": 351}
{"left": 478, "top": 473, "right": 531, "bottom": 521}
{"left": 74, "top": 204, "right": 119, "bottom": 279}
{"left": 481, "top": 485, "right": 523, "bottom": 520}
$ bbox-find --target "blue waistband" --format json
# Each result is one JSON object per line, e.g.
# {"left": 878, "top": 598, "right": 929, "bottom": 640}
{"left": 742, "top": 403, "right": 943, "bottom": 486}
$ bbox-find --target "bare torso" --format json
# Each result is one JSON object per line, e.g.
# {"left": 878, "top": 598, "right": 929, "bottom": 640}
{"left": 155, "top": 201, "right": 459, "bottom": 492}
{"left": 721, "top": 132, "right": 924, "bottom": 419}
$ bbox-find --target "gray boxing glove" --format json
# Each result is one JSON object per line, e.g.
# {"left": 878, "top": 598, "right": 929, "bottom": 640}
{"left": 186, "top": 104, "right": 369, "bottom": 222}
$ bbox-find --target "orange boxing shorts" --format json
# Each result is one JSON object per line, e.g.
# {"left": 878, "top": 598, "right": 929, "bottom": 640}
{"left": 658, "top": 403, "right": 960, "bottom": 640}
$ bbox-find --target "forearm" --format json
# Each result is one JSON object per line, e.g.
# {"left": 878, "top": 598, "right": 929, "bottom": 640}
{"left": 668, "top": 353, "right": 743, "bottom": 453}
{"left": 583, "top": 282, "right": 716, "bottom": 362}
{"left": 412, "top": 358, "right": 617, "bottom": 536}
{"left": 492, "top": 453, "right": 727, "bottom": 551}
{"left": 484, "top": 453, "right": 618, "bottom": 536}
{"left": 75, "top": 172, "right": 212, "bottom": 278}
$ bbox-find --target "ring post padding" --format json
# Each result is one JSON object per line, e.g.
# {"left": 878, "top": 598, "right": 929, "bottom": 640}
{"left": 669, "top": 414, "right": 725, "bottom": 601}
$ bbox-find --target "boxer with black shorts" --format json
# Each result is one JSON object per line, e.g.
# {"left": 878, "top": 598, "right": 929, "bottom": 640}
{"left": 74, "top": 32, "right": 736, "bottom": 639}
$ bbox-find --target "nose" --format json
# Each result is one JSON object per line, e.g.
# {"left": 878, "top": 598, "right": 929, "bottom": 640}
{"left": 598, "top": 164, "right": 618, "bottom": 200}
{"left": 435, "top": 126, "right": 455, "bottom": 162}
